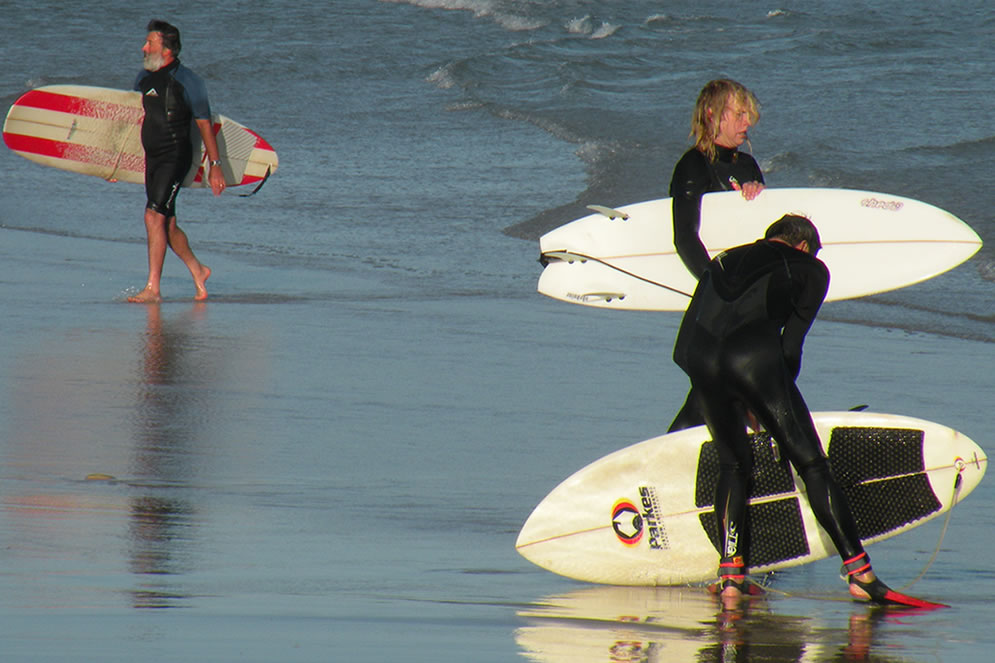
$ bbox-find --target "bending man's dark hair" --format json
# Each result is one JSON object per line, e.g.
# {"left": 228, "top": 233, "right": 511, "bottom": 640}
{"left": 765, "top": 214, "right": 822, "bottom": 254}
{"left": 148, "top": 19, "right": 181, "bottom": 56}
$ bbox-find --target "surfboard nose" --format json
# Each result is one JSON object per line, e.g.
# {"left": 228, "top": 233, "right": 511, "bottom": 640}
{"left": 949, "top": 437, "right": 987, "bottom": 500}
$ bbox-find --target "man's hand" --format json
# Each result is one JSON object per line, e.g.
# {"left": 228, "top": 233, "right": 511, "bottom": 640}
{"left": 208, "top": 164, "right": 225, "bottom": 196}
{"left": 195, "top": 118, "right": 226, "bottom": 197}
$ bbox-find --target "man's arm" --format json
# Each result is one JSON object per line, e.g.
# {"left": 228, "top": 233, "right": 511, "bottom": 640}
{"left": 195, "top": 118, "right": 225, "bottom": 196}
{"left": 781, "top": 259, "right": 830, "bottom": 379}
{"left": 175, "top": 66, "right": 225, "bottom": 196}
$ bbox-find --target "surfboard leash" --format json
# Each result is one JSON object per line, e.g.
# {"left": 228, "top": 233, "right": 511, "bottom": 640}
{"left": 897, "top": 467, "right": 964, "bottom": 592}
{"left": 238, "top": 166, "right": 271, "bottom": 197}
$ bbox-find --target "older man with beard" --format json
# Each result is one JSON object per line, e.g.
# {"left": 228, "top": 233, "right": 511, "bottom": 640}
{"left": 129, "top": 19, "right": 224, "bottom": 303}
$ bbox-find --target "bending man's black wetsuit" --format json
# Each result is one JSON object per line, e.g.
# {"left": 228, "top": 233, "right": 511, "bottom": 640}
{"left": 673, "top": 240, "right": 866, "bottom": 569}
{"left": 134, "top": 59, "right": 212, "bottom": 218}
{"left": 668, "top": 145, "right": 764, "bottom": 432}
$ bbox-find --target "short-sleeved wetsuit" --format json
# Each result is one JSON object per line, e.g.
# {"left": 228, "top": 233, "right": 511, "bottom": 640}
{"left": 668, "top": 145, "right": 764, "bottom": 432}
{"left": 673, "top": 239, "right": 866, "bottom": 570}
{"left": 134, "top": 59, "right": 212, "bottom": 218}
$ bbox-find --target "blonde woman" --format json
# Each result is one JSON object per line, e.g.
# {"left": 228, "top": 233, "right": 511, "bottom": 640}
{"left": 668, "top": 79, "right": 766, "bottom": 433}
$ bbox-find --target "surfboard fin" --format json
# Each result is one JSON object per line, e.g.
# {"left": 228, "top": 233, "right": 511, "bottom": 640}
{"left": 539, "top": 250, "right": 588, "bottom": 265}
{"left": 586, "top": 204, "right": 629, "bottom": 220}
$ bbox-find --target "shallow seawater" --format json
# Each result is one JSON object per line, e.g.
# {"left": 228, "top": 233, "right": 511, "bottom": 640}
{"left": 2, "top": 1, "right": 993, "bottom": 661}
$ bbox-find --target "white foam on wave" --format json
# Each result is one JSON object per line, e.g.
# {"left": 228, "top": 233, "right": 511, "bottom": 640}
{"left": 563, "top": 15, "right": 619, "bottom": 39}
{"left": 590, "top": 22, "right": 620, "bottom": 39}
{"left": 426, "top": 64, "right": 457, "bottom": 90}
{"left": 382, "top": 0, "right": 494, "bottom": 15}
{"left": 645, "top": 14, "right": 671, "bottom": 25}
{"left": 564, "top": 15, "right": 593, "bottom": 35}
{"left": 494, "top": 12, "right": 547, "bottom": 31}
{"left": 382, "top": 0, "right": 546, "bottom": 31}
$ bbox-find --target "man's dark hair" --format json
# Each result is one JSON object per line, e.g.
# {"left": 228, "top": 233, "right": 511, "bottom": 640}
{"left": 765, "top": 214, "right": 822, "bottom": 254}
{"left": 147, "top": 19, "right": 181, "bottom": 56}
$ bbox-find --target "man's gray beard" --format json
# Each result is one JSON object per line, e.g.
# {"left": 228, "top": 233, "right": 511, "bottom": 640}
{"left": 143, "top": 52, "right": 166, "bottom": 71}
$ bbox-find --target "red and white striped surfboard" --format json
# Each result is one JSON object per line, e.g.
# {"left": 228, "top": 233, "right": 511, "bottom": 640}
{"left": 3, "top": 84, "right": 278, "bottom": 189}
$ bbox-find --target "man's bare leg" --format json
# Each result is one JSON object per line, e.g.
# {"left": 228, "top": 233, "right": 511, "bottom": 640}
{"left": 166, "top": 218, "right": 211, "bottom": 300}
{"left": 128, "top": 207, "right": 169, "bottom": 303}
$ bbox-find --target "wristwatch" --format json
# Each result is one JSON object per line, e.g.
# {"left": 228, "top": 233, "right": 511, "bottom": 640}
{"left": 210, "top": 159, "right": 222, "bottom": 167}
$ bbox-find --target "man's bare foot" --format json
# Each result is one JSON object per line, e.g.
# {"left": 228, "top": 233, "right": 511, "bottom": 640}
{"left": 193, "top": 265, "right": 211, "bottom": 301}
{"left": 127, "top": 287, "right": 162, "bottom": 304}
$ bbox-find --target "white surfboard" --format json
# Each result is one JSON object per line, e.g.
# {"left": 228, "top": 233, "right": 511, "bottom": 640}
{"left": 3, "top": 85, "right": 278, "bottom": 189}
{"left": 537, "top": 189, "right": 982, "bottom": 311}
{"left": 516, "top": 411, "right": 986, "bottom": 586}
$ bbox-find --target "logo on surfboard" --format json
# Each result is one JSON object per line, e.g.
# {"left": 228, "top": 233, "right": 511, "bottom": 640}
{"left": 612, "top": 487, "right": 671, "bottom": 550}
{"left": 611, "top": 500, "right": 643, "bottom": 545}
{"left": 860, "top": 197, "right": 904, "bottom": 212}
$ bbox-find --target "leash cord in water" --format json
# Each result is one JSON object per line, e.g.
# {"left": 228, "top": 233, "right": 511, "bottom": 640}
{"left": 898, "top": 469, "right": 963, "bottom": 591}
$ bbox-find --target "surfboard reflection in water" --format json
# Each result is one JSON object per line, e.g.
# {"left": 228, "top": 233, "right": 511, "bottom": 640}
{"left": 515, "top": 586, "right": 912, "bottom": 663}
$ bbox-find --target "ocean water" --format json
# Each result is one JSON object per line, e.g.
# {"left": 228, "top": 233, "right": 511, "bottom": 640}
{"left": 1, "top": 1, "right": 992, "bottom": 661}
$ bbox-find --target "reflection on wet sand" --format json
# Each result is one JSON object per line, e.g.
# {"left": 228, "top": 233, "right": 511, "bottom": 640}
{"left": 127, "top": 303, "right": 210, "bottom": 609}
{"left": 0, "top": 302, "right": 228, "bottom": 612}
{"left": 515, "top": 585, "right": 914, "bottom": 663}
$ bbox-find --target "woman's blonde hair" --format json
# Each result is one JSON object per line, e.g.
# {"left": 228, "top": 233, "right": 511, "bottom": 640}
{"left": 690, "top": 79, "right": 760, "bottom": 161}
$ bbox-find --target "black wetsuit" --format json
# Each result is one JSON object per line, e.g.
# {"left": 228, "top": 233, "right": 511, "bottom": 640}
{"left": 134, "top": 60, "right": 212, "bottom": 218}
{"left": 673, "top": 239, "right": 865, "bottom": 569}
{"left": 668, "top": 145, "right": 765, "bottom": 432}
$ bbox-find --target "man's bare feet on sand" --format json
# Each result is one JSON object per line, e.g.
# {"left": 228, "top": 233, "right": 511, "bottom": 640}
{"left": 127, "top": 287, "right": 162, "bottom": 304}
{"left": 128, "top": 266, "right": 210, "bottom": 302}
{"left": 193, "top": 265, "right": 211, "bottom": 301}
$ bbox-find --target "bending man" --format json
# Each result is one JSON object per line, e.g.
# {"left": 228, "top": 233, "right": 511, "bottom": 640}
{"left": 673, "top": 215, "right": 937, "bottom": 607}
